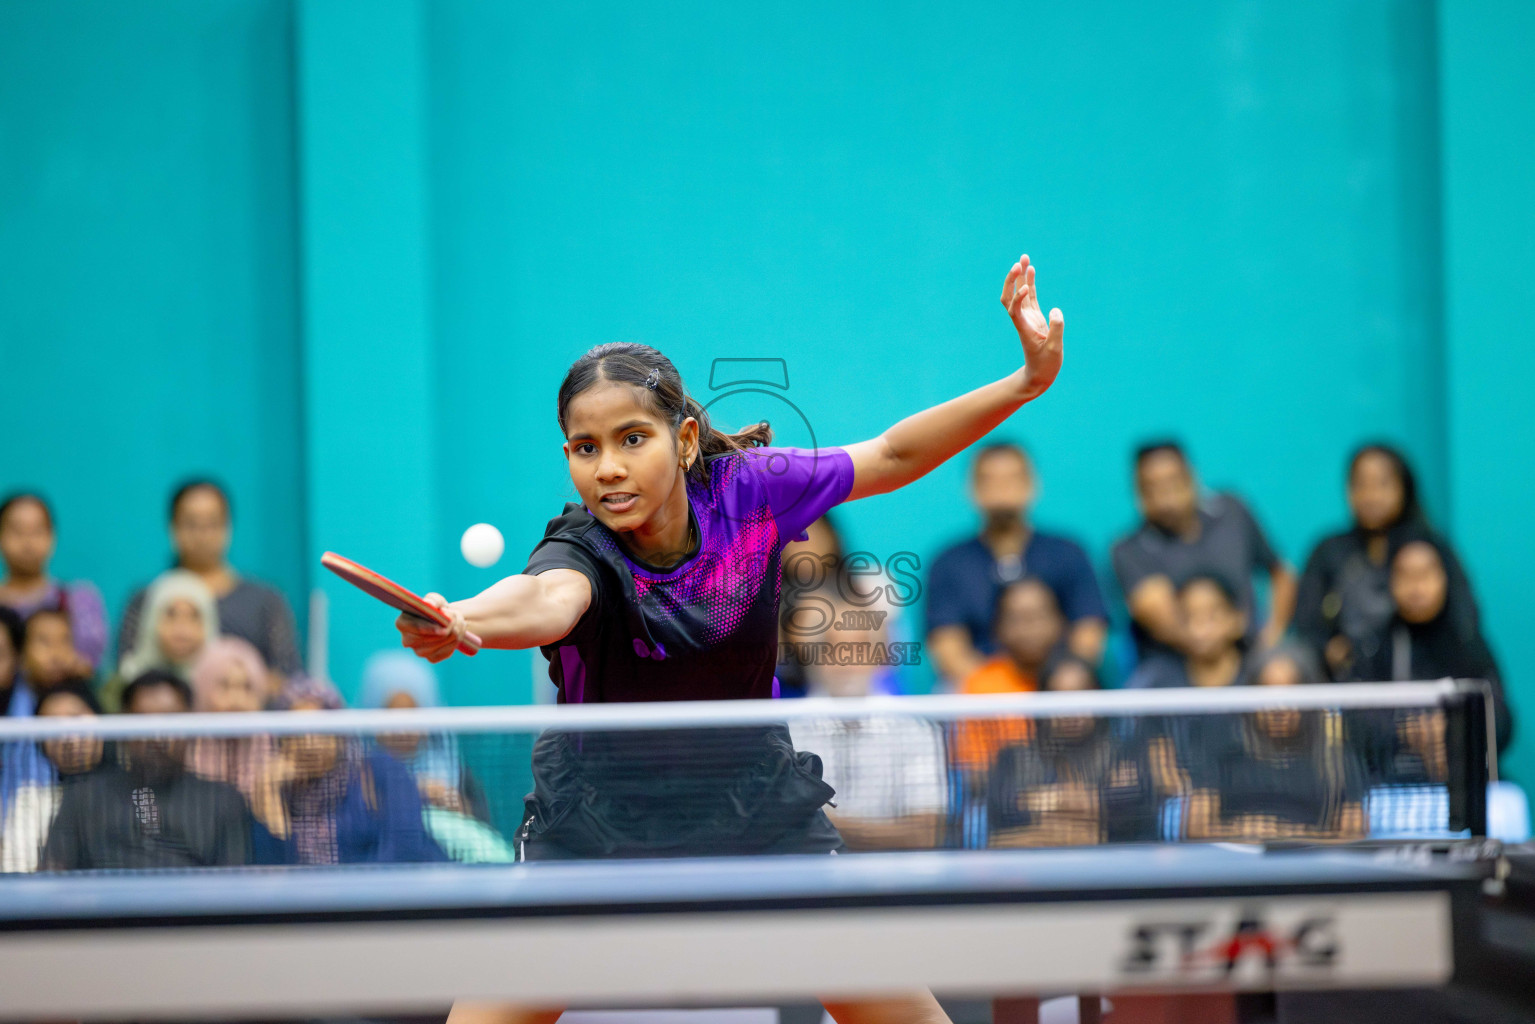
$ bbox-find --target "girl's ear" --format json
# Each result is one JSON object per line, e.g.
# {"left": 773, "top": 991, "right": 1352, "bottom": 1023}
{"left": 678, "top": 416, "right": 700, "bottom": 467}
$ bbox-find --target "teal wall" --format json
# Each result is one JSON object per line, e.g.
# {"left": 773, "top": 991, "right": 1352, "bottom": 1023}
{"left": 0, "top": 0, "right": 306, "bottom": 646}
{"left": 1, "top": 1, "right": 1529, "bottom": 778}
{"left": 1440, "top": 0, "right": 1535, "bottom": 783}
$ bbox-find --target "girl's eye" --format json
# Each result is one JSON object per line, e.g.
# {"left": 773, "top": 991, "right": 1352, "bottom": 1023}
{"left": 575, "top": 443, "right": 596, "bottom": 456}
{"left": 625, "top": 433, "right": 644, "bottom": 446}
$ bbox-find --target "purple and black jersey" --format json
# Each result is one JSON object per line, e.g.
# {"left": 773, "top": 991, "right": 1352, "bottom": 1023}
{"left": 522, "top": 446, "right": 855, "bottom": 704}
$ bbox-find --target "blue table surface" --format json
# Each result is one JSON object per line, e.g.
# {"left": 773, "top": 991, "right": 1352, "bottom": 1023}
{"left": 0, "top": 844, "right": 1482, "bottom": 923}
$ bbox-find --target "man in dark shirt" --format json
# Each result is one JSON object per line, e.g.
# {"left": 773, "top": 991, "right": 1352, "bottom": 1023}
{"left": 926, "top": 443, "right": 1107, "bottom": 687}
{"left": 42, "top": 670, "right": 250, "bottom": 870}
{"left": 1111, "top": 441, "right": 1295, "bottom": 661}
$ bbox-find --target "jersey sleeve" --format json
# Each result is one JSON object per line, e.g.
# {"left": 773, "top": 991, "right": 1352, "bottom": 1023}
{"left": 742, "top": 446, "right": 855, "bottom": 544}
{"left": 523, "top": 535, "right": 607, "bottom": 647}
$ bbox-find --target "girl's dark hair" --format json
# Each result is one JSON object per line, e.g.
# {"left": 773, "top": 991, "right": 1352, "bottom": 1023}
{"left": 0, "top": 492, "right": 53, "bottom": 531}
{"left": 35, "top": 678, "right": 102, "bottom": 716}
{"left": 556, "top": 343, "right": 773, "bottom": 487}
{"left": 1347, "top": 442, "right": 1423, "bottom": 530}
{"left": 169, "top": 479, "right": 232, "bottom": 523}
{"left": 990, "top": 575, "right": 1061, "bottom": 634}
{"left": 1039, "top": 649, "right": 1101, "bottom": 691}
{"left": 1178, "top": 572, "right": 1241, "bottom": 609}
{"left": 121, "top": 669, "right": 193, "bottom": 713}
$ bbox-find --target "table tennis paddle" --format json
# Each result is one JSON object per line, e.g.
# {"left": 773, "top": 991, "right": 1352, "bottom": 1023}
{"left": 321, "top": 551, "right": 482, "bottom": 655}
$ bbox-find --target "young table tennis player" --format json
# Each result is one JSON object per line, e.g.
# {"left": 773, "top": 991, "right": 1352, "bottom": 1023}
{"left": 398, "top": 256, "right": 1064, "bottom": 1024}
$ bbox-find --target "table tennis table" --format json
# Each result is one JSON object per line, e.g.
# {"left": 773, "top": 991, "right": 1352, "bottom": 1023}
{"left": 1, "top": 842, "right": 1528, "bottom": 1021}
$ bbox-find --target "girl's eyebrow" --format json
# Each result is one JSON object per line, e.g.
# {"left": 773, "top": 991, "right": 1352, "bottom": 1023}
{"left": 568, "top": 419, "right": 653, "bottom": 442}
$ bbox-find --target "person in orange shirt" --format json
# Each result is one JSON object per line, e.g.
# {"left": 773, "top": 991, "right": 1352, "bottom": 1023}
{"left": 952, "top": 577, "right": 1065, "bottom": 774}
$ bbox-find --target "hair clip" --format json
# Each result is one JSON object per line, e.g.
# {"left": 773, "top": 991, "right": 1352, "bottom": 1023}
{"left": 643, "top": 369, "right": 661, "bottom": 390}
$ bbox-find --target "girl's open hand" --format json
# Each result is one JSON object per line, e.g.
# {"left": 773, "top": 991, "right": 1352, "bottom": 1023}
{"left": 1000, "top": 254, "right": 1064, "bottom": 398}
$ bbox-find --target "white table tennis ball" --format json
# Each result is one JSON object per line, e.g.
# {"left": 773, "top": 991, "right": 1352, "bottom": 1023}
{"left": 460, "top": 523, "right": 505, "bottom": 568}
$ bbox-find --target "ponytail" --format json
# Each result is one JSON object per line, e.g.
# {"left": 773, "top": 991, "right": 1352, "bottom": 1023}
{"left": 558, "top": 343, "right": 773, "bottom": 486}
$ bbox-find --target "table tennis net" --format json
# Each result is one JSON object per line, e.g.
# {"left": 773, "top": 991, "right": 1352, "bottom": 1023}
{"left": 0, "top": 682, "right": 1493, "bottom": 872}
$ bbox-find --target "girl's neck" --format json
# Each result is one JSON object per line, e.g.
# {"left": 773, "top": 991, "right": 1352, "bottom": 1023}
{"left": 1186, "top": 648, "right": 1243, "bottom": 687}
{"left": 617, "top": 491, "right": 696, "bottom": 570}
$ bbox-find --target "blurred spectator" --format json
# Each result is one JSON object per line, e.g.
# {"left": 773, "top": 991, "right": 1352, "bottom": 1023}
{"left": 786, "top": 588, "right": 947, "bottom": 851}
{"left": 14, "top": 608, "right": 93, "bottom": 712}
{"left": 106, "top": 569, "right": 218, "bottom": 711}
{"left": 1249, "top": 642, "right": 1328, "bottom": 689}
{"left": 1184, "top": 652, "right": 1367, "bottom": 841}
{"left": 1295, "top": 444, "right": 1480, "bottom": 681}
{"left": 960, "top": 578, "right": 1063, "bottom": 695}
{"left": 949, "top": 578, "right": 1064, "bottom": 777}
{"left": 41, "top": 670, "right": 251, "bottom": 870}
{"left": 1112, "top": 442, "right": 1294, "bottom": 661}
{"left": 987, "top": 652, "right": 1158, "bottom": 847}
{"left": 1126, "top": 576, "right": 1249, "bottom": 689}
{"left": 118, "top": 480, "right": 301, "bottom": 694}
{"left": 1, "top": 681, "right": 102, "bottom": 872}
{"left": 927, "top": 443, "right": 1107, "bottom": 687}
{"left": 0, "top": 493, "right": 108, "bottom": 672}
{"left": 252, "top": 678, "right": 446, "bottom": 865}
{"left": 359, "top": 651, "right": 483, "bottom": 814}
{"left": 186, "top": 638, "right": 285, "bottom": 834}
{"left": 778, "top": 513, "right": 908, "bottom": 698}
{"left": 1352, "top": 538, "right": 1512, "bottom": 752}
{"left": 0, "top": 607, "right": 23, "bottom": 715}
{"left": 4, "top": 609, "right": 92, "bottom": 812}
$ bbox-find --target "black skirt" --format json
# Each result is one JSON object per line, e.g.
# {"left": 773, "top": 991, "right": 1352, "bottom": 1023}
{"left": 516, "top": 725, "right": 844, "bottom": 860}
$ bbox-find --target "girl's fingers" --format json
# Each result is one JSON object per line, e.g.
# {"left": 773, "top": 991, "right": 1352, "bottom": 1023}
{"left": 1000, "top": 262, "right": 1023, "bottom": 305}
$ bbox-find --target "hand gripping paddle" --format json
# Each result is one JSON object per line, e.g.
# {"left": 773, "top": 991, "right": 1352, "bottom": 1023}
{"left": 321, "top": 551, "right": 482, "bottom": 655}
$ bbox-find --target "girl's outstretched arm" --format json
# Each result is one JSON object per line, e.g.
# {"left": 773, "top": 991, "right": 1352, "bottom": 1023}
{"left": 397, "top": 569, "right": 592, "bottom": 663}
{"left": 843, "top": 254, "right": 1064, "bottom": 502}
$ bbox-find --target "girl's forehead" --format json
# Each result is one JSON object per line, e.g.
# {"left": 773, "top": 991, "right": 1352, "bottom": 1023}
{"left": 565, "top": 383, "right": 659, "bottom": 433}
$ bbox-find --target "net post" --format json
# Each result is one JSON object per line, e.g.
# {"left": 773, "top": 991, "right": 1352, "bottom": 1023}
{"left": 1446, "top": 678, "right": 1491, "bottom": 836}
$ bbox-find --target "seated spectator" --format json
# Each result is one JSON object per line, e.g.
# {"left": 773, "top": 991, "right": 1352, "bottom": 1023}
{"left": 0, "top": 607, "right": 23, "bottom": 715}
{"left": 1351, "top": 538, "right": 1512, "bottom": 752}
{"left": 1296, "top": 444, "right": 1480, "bottom": 681}
{"left": 961, "top": 577, "right": 1064, "bottom": 695}
{"left": 1182, "top": 646, "right": 1365, "bottom": 842}
{"left": 186, "top": 638, "right": 285, "bottom": 834}
{"left": 1112, "top": 441, "right": 1294, "bottom": 662}
{"left": 252, "top": 678, "right": 446, "bottom": 865}
{"left": 12, "top": 608, "right": 94, "bottom": 714}
{"left": 950, "top": 578, "right": 1064, "bottom": 775}
{"left": 927, "top": 443, "right": 1107, "bottom": 687}
{"left": 0, "top": 493, "right": 108, "bottom": 672}
{"left": 987, "top": 652, "right": 1158, "bottom": 848}
{"left": 1249, "top": 641, "right": 1327, "bottom": 689}
{"left": 1, "top": 681, "right": 102, "bottom": 872}
{"left": 106, "top": 569, "right": 218, "bottom": 711}
{"left": 41, "top": 670, "right": 251, "bottom": 870}
{"left": 1126, "top": 575, "right": 1249, "bottom": 689}
{"left": 778, "top": 513, "right": 908, "bottom": 698}
{"left": 786, "top": 588, "right": 947, "bottom": 851}
{"left": 118, "top": 480, "right": 301, "bottom": 696}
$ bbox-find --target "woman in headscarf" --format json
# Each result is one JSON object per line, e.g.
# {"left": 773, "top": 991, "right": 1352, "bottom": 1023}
{"left": 186, "top": 638, "right": 284, "bottom": 831}
{"left": 1295, "top": 444, "right": 1479, "bottom": 681}
{"left": 1351, "top": 536, "right": 1512, "bottom": 755}
{"left": 106, "top": 570, "right": 219, "bottom": 711}
{"left": 117, "top": 481, "right": 301, "bottom": 690}
{"left": 359, "top": 652, "right": 510, "bottom": 861}
{"left": 251, "top": 677, "right": 446, "bottom": 866}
